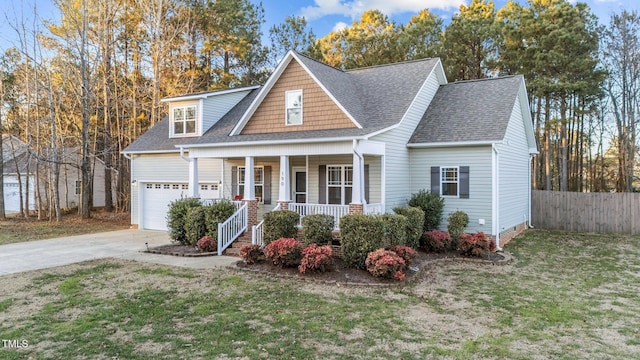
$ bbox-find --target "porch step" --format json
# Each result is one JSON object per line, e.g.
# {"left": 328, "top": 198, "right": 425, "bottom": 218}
{"left": 222, "top": 232, "right": 253, "bottom": 256}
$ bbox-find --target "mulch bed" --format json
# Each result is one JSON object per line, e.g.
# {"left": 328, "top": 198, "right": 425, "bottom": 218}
{"left": 145, "top": 244, "right": 217, "bottom": 257}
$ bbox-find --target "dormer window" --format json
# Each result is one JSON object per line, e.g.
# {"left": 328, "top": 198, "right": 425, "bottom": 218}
{"left": 286, "top": 89, "right": 302, "bottom": 125}
{"left": 173, "top": 105, "right": 197, "bottom": 136}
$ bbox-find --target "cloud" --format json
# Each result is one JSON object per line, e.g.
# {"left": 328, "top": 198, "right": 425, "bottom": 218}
{"left": 332, "top": 21, "right": 349, "bottom": 32}
{"left": 301, "top": 0, "right": 466, "bottom": 20}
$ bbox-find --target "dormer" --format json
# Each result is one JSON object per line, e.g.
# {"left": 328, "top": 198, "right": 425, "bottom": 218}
{"left": 162, "top": 86, "right": 259, "bottom": 138}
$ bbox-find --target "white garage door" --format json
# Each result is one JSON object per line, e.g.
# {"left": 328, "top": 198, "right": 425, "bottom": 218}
{"left": 141, "top": 182, "right": 221, "bottom": 231}
{"left": 3, "top": 182, "right": 22, "bottom": 212}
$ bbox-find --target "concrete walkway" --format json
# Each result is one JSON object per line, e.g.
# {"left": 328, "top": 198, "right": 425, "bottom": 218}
{"left": 0, "top": 229, "right": 238, "bottom": 276}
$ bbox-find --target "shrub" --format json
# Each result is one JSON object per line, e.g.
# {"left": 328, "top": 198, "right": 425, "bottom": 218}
{"left": 184, "top": 206, "right": 207, "bottom": 246}
{"left": 263, "top": 238, "right": 303, "bottom": 267}
{"left": 298, "top": 244, "right": 334, "bottom": 273}
{"left": 205, "top": 200, "right": 237, "bottom": 238}
{"left": 389, "top": 245, "right": 417, "bottom": 266}
{"left": 365, "top": 249, "right": 406, "bottom": 281}
{"left": 380, "top": 213, "right": 408, "bottom": 248}
{"left": 447, "top": 210, "right": 469, "bottom": 243}
{"left": 408, "top": 190, "right": 444, "bottom": 232}
{"left": 458, "top": 231, "right": 496, "bottom": 257}
{"left": 340, "top": 214, "right": 385, "bottom": 269}
{"left": 166, "top": 197, "right": 201, "bottom": 245}
{"left": 422, "top": 230, "right": 453, "bottom": 253}
{"left": 196, "top": 235, "right": 217, "bottom": 253}
{"left": 263, "top": 210, "right": 300, "bottom": 245}
{"left": 240, "top": 244, "right": 264, "bottom": 265}
{"left": 393, "top": 206, "right": 424, "bottom": 249}
{"left": 301, "top": 214, "right": 334, "bottom": 246}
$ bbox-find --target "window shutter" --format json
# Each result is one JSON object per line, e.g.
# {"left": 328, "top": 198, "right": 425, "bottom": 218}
{"left": 364, "top": 164, "right": 370, "bottom": 203}
{"left": 231, "top": 166, "right": 238, "bottom": 197}
{"left": 430, "top": 166, "right": 440, "bottom": 194}
{"left": 263, "top": 166, "right": 272, "bottom": 204}
{"left": 318, "top": 165, "right": 326, "bottom": 204}
{"left": 459, "top": 166, "right": 470, "bottom": 199}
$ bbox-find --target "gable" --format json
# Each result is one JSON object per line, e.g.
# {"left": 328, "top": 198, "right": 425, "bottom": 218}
{"left": 240, "top": 60, "right": 356, "bottom": 135}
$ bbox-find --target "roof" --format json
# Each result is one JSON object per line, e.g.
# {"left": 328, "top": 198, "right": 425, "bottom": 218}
{"left": 160, "top": 85, "right": 260, "bottom": 103}
{"left": 409, "top": 75, "right": 524, "bottom": 144}
{"left": 2, "top": 135, "right": 32, "bottom": 174}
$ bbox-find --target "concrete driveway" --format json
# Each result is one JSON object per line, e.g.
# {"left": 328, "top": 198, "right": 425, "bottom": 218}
{"left": 0, "top": 229, "right": 238, "bottom": 276}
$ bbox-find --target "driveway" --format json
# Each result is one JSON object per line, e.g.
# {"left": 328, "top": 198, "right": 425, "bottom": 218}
{"left": 0, "top": 229, "right": 237, "bottom": 275}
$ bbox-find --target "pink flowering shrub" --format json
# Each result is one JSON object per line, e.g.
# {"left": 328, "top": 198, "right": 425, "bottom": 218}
{"left": 263, "top": 238, "right": 303, "bottom": 267}
{"left": 422, "top": 230, "right": 452, "bottom": 253}
{"left": 365, "top": 249, "right": 406, "bottom": 281}
{"left": 239, "top": 244, "right": 263, "bottom": 265}
{"left": 298, "top": 244, "right": 334, "bottom": 273}
{"left": 197, "top": 235, "right": 217, "bottom": 253}
{"left": 458, "top": 231, "right": 496, "bottom": 257}
{"left": 389, "top": 245, "right": 417, "bottom": 266}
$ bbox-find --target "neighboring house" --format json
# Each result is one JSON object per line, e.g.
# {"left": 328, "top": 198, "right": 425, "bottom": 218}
{"left": 123, "top": 51, "right": 538, "bottom": 249}
{"left": 1, "top": 134, "right": 112, "bottom": 213}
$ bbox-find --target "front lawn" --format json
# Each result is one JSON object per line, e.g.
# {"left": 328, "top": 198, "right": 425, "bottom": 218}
{"left": 1, "top": 229, "right": 639, "bottom": 359}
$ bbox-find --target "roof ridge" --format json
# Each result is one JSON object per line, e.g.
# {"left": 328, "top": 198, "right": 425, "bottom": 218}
{"left": 346, "top": 57, "right": 438, "bottom": 72}
{"left": 450, "top": 75, "right": 521, "bottom": 85}
{"left": 293, "top": 51, "right": 346, "bottom": 73}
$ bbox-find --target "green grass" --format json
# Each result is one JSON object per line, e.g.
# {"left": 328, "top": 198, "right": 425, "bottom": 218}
{"left": 1, "top": 230, "right": 640, "bottom": 359}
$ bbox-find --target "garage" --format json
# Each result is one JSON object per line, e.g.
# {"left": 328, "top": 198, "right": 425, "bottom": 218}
{"left": 2, "top": 176, "right": 36, "bottom": 213}
{"left": 140, "top": 182, "right": 221, "bottom": 230}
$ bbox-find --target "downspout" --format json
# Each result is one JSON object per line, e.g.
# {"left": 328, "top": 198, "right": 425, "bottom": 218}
{"left": 493, "top": 145, "right": 502, "bottom": 251}
{"left": 179, "top": 146, "right": 190, "bottom": 162}
{"left": 353, "top": 139, "right": 366, "bottom": 205}
{"left": 528, "top": 154, "right": 534, "bottom": 228}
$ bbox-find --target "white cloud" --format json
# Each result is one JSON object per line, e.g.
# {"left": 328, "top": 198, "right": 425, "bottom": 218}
{"left": 332, "top": 21, "right": 349, "bottom": 32}
{"left": 301, "top": 0, "right": 466, "bottom": 20}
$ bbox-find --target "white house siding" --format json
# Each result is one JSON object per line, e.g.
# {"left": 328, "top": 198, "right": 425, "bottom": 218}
{"left": 3, "top": 174, "right": 36, "bottom": 212}
{"left": 202, "top": 90, "right": 251, "bottom": 131}
{"left": 409, "top": 146, "right": 494, "bottom": 234}
{"left": 130, "top": 153, "right": 223, "bottom": 225}
{"left": 371, "top": 69, "right": 442, "bottom": 211}
{"left": 494, "top": 98, "right": 531, "bottom": 231}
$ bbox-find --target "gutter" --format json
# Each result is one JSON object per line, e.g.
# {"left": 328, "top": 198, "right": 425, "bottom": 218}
{"left": 408, "top": 140, "right": 502, "bottom": 148}
{"left": 177, "top": 135, "right": 368, "bottom": 149}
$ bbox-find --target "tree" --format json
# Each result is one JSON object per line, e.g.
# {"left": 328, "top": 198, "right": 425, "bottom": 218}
{"left": 400, "top": 9, "right": 444, "bottom": 60}
{"left": 269, "top": 15, "right": 316, "bottom": 64}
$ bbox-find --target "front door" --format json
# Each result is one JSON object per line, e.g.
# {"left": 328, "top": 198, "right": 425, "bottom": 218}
{"left": 292, "top": 167, "right": 307, "bottom": 203}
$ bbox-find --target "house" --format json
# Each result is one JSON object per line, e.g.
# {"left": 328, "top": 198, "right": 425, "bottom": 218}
{"left": 123, "top": 51, "right": 538, "bottom": 250}
{"left": 2, "top": 134, "right": 113, "bottom": 213}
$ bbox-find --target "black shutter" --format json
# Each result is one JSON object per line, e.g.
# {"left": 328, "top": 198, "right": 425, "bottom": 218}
{"left": 231, "top": 166, "right": 238, "bottom": 198}
{"left": 364, "top": 164, "right": 369, "bottom": 203}
{"left": 430, "top": 166, "right": 440, "bottom": 195}
{"left": 318, "top": 165, "right": 326, "bottom": 204}
{"left": 459, "top": 166, "right": 470, "bottom": 199}
{"left": 263, "top": 166, "right": 272, "bottom": 204}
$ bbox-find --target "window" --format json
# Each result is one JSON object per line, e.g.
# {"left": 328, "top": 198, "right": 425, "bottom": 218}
{"left": 75, "top": 180, "right": 82, "bottom": 195}
{"left": 172, "top": 105, "right": 197, "bottom": 135}
{"left": 441, "top": 167, "right": 459, "bottom": 196}
{"left": 285, "top": 90, "right": 302, "bottom": 125}
{"left": 327, "top": 165, "right": 352, "bottom": 205}
{"left": 238, "top": 167, "right": 264, "bottom": 203}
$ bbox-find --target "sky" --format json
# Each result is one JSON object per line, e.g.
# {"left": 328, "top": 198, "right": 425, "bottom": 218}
{"left": 0, "top": 0, "right": 638, "bottom": 53}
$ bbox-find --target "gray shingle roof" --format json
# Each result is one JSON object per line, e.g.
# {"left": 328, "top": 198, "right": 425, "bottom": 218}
{"left": 409, "top": 75, "right": 523, "bottom": 144}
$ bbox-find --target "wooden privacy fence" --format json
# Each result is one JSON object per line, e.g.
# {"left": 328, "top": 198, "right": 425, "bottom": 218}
{"left": 532, "top": 190, "right": 640, "bottom": 234}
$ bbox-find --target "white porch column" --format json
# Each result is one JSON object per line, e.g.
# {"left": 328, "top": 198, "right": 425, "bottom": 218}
{"left": 188, "top": 158, "right": 199, "bottom": 198}
{"left": 244, "top": 156, "right": 255, "bottom": 200}
{"left": 351, "top": 151, "right": 363, "bottom": 204}
{"left": 278, "top": 155, "right": 291, "bottom": 201}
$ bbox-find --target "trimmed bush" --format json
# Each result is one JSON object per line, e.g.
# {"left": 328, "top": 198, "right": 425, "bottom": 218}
{"left": 301, "top": 214, "right": 334, "bottom": 246}
{"left": 205, "top": 200, "right": 237, "bottom": 238}
{"left": 185, "top": 206, "right": 207, "bottom": 246}
{"left": 263, "top": 238, "right": 303, "bottom": 267}
{"left": 263, "top": 210, "right": 300, "bottom": 245}
{"left": 166, "top": 197, "right": 201, "bottom": 245}
{"left": 393, "top": 206, "right": 424, "bottom": 249}
{"left": 381, "top": 213, "right": 408, "bottom": 248}
{"left": 197, "top": 235, "right": 217, "bottom": 253}
{"left": 423, "top": 230, "right": 453, "bottom": 253}
{"left": 408, "top": 190, "right": 444, "bottom": 232}
{"left": 240, "top": 244, "right": 264, "bottom": 265}
{"left": 298, "top": 244, "right": 334, "bottom": 273}
{"left": 447, "top": 210, "right": 469, "bottom": 243}
{"left": 458, "top": 231, "right": 496, "bottom": 257}
{"left": 340, "top": 214, "right": 385, "bottom": 269}
{"left": 365, "top": 249, "right": 406, "bottom": 281}
{"left": 389, "top": 245, "right": 417, "bottom": 266}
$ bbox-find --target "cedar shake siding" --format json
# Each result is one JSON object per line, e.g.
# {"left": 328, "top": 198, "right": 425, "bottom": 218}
{"left": 241, "top": 60, "right": 356, "bottom": 134}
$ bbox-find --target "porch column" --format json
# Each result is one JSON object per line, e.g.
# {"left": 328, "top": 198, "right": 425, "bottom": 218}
{"left": 277, "top": 156, "right": 291, "bottom": 210}
{"left": 351, "top": 152, "right": 363, "bottom": 205}
{"left": 243, "top": 156, "right": 255, "bottom": 200}
{"left": 188, "top": 158, "right": 199, "bottom": 198}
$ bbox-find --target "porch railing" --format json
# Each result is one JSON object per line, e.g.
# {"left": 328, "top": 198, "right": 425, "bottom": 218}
{"left": 251, "top": 203, "right": 280, "bottom": 247}
{"left": 364, "top": 203, "right": 385, "bottom": 215}
{"left": 217, "top": 202, "right": 248, "bottom": 255}
{"left": 289, "top": 203, "right": 349, "bottom": 229}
